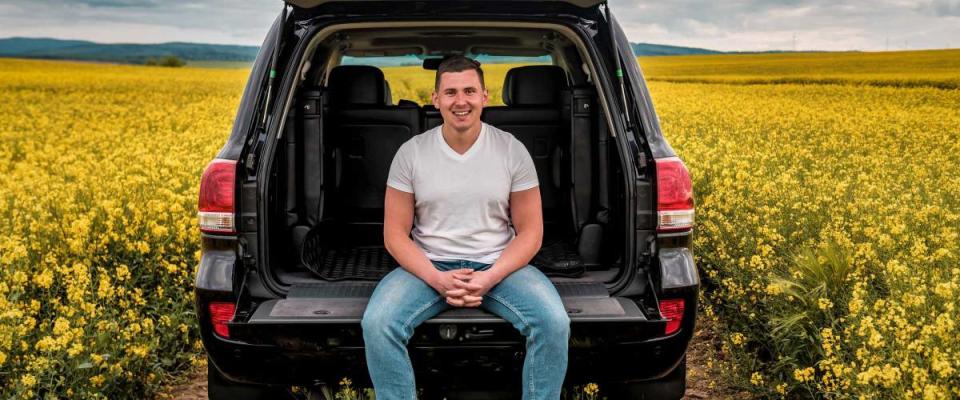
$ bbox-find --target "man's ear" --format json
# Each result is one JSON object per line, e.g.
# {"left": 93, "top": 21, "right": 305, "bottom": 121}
{"left": 481, "top": 89, "right": 489, "bottom": 106}
{"left": 431, "top": 91, "right": 439, "bottom": 109}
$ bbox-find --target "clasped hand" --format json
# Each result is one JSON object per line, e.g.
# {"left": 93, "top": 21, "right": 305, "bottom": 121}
{"left": 431, "top": 269, "right": 499, "bottom": 308}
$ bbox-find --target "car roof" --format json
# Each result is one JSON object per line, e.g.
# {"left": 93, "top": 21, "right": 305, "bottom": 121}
{"left": 285, "top": 0, "right": 604, "bottom": 9}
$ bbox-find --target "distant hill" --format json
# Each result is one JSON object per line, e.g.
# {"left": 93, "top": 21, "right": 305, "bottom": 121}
{"left": 630, "top": 42, "right": 723, "bottom": 56}
{"left": 0, "top": 37, "right": 726, "bottom": 65}
{"left": 0, "top": 37, "right": 259, "bottom": 64}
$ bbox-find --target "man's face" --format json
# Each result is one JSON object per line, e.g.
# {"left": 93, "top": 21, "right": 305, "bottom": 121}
{"left": 432, "top": 69, "right": 488, "bottom": 133}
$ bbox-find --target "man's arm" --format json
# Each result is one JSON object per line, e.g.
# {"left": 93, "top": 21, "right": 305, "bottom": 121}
{"left": 489, "top": 186, "right": 544, "bottom": 280}
{"left": 449, "top": 186, "right": 543, "bottom": 307}
{"left": 383, "top": 187, "right": 475, "bottom": 304}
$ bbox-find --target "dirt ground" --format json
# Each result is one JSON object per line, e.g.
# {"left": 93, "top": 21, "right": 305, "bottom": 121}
{"left": 162, "top": 323, "right": 736, "bottom": 399}
{"left": 682, "top": 322, "right": 743, "bottom": 400}
{"left": 161, "top": 366, "right": 207, "bottom": 400}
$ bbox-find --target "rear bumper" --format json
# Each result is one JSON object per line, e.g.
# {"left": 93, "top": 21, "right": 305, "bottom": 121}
{"left": 196, "top": 245, "right": 700, "bottom": 389}
{"left": 204, "top": 328, "right": 691, "bottom": 389}
{"left": 200, "top": 292, "right": 697, "bottom": 389}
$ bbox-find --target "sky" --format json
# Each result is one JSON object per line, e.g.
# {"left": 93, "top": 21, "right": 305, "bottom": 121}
{"left": 0, "top": 0, "right": 958, "bottom": 52}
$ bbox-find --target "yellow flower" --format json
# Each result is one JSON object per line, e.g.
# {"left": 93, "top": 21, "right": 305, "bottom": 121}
{"left": 584, "top": 382, "right": 599, "bottom": 396}
{"left": 793, "top": 367, "right": 815, "bottom": 383}
{"left": 817, "top": 297, "right": 833, "bottom": 311}
{"left": 730, "top": 332, "right": 745, "bottom": 346}
{"left": 765, "top": 282, "right": 783, "bottom": 295}
{"left": 750, "top": 372, "right": 764, "bottom": 386}
{"left": 32, "top": 269, "right": 54, "bottom": 289}
{"left": 11, "top": 271, "right": 27, "bottom": 285}
{"left": 20, "top": 374, "right": 37, "bottom": 388}
{"left": 116, "top": 264, "right": 131, "bottom": 281}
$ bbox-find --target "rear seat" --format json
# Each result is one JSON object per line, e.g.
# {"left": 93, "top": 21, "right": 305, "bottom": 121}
{"left": 299, "top": 64, "right": 593, "bottom": 277}
{"left": 326, "top": 65, "right": 421, "bottom": 223}
{"left": 482, "top": 65, "right": 571, "bottom": 236}
{"left": 422, "top": 104, "right": 443, "bottom": 130}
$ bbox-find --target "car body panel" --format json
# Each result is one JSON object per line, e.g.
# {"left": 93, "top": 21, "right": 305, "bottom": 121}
{"left": 285, "top": 0, "right": 605, "bottom": 9}
{"left": 659, "top": 247, "right": 699, "bottom": 290}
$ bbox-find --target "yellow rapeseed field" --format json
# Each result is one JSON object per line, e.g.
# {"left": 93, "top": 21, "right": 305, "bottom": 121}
{"left": 1, "top": 49, "right": 958, "bottom": 398}
{"left": 381, "top": 63, "right": 519, "bottom": 105}
{"left": 0, "top": 58, "right": 246, "bottom": 398}
{"left": 646, "top": 56, "right": 960, "bottom": 397}
{"left": 639, "top": 49, "right": 960, "bottom": 89}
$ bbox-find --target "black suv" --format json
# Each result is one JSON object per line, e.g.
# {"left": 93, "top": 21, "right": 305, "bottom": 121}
{"left": 195, "top": 1, "right": 698, "bottom": 398}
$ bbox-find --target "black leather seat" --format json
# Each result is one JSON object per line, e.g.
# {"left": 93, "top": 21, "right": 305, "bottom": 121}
{"left": 482, "top": 65, "right": 570, "bottom": 233}
{"left": 327, "top": 65, "right": 421, "bottom": 222}
{"left": 422, "top": 104, "right": 443, "bottom": 130}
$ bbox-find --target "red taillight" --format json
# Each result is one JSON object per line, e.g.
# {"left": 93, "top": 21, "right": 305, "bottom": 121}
{"left": 655, "top": 157, "right": 695, "bottom": 233}
{"left": 660, "top": 298, "right": 685, "bottom": 335}
{"left": 209, "top": 302, "right": 236, "bottom": 338}
{"left": 198, "top": 159, "right": 237, "bottom": 234}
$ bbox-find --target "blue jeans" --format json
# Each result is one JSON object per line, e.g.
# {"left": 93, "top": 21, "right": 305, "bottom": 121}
{"left": 361, "top": 260, "right": 570, "bottom": 400}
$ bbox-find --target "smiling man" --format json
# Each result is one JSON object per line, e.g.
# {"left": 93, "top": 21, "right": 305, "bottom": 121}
{"left": 361, "top": 55, "right": 571, "bottom": 399}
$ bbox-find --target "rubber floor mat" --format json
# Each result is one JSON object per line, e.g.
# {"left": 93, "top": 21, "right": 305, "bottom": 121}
{"left": 300, "top": 229, "right": 583, "bottom": 280}
{"left": 301, "top": 246, "right": 398, "bottom": 281}
{"left": 532, "top": 241, "right": 585, "bottom": 278}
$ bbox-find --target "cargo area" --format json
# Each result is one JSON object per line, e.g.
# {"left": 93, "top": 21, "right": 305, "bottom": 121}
{"left": 260, "top": 25, "right": 645, "bottom": 318}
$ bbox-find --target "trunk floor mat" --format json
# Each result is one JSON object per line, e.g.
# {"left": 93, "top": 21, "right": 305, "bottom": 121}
{"left": 301, "top": 241, "right": 584, "bottom": 281}
{"left": 301, "top": 246, "right": 398, "bottom": 281}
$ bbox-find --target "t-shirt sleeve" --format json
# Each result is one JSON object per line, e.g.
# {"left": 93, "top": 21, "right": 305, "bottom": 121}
{"left": 510, "top": 139, "right": 539, "bottom": 192}
{"left": 386, "top": 141, "right": 414, "bottom": 193}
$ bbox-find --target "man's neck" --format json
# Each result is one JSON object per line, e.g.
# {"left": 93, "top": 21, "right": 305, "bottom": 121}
{"left": 440, "top": 123, "right": 483, "bottom": 155}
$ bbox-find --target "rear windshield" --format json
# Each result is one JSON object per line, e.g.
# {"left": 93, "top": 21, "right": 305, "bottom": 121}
{"left": 340, "top": 54, "right": 552, "bottom": 105}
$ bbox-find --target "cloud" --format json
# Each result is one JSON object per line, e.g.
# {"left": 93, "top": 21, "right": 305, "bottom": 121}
{"left": 609, "top": 0, "right": 960, "bottom": 50}
{"left": 69, "top": 0, "right": 164, "bottom": 8}
{"left": 929, "top": 0, "right": 960, "bottom": 16}
{"left": 0, "top": 0, "right": 278, "bottom": 45}
{"left": 0, "top": 0, "right": 957, "bottom": 50}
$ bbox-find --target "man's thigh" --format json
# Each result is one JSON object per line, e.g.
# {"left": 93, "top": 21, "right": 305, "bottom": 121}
{"left": 363, "top": 267, "right": 448, "bottom": 331}
{"left": 481, "top": 265, "right": 568, "bottom": 333}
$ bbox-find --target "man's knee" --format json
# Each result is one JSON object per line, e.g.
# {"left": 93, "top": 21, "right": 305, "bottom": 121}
{"left": 533, "top": 304, "right": 571, "bottom": 341}
{"left": 362, "top": 307, "right": 405, "bottom": 341}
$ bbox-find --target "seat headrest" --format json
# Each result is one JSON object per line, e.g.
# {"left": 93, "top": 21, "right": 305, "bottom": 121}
{"left": 502, "top": 66, "right": 568, "bottom": 106}
{"left": 328, "top": 65, "right": 389, "bottom": 106}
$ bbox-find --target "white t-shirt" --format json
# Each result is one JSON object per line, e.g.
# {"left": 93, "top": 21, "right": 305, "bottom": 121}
{"left": 386, "top": 122, "right": 539, "bottom": 264}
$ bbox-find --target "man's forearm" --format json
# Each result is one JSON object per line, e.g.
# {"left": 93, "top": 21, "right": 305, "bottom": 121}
{"left": 488, "top": 230, "right": 543, "bottom": 282}
{"left": 385, "top": 234, "right": 440, "bottom": 286}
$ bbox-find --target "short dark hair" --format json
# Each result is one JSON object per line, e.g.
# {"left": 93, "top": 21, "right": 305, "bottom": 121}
{"left": 434, "top": 55, "right": 484, "bottom": 91}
